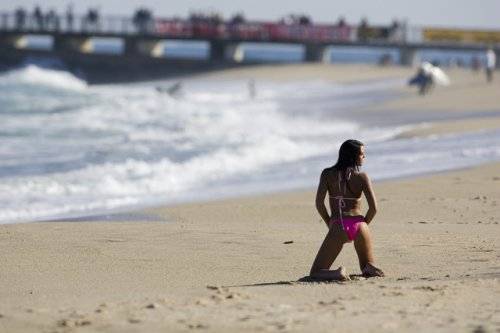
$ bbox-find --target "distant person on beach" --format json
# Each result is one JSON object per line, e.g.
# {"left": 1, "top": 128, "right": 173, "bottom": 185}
{"left": 409, "top": 64, "right": 433, "bottom": 95}
{"left": 486, "top": 48, "right": 496, "bottom": 83}
{"left": 408, "top": 62, "right": 450, "bottom": 95}
{"left": 309, "top": 139, "right": 384, "bottom": 281}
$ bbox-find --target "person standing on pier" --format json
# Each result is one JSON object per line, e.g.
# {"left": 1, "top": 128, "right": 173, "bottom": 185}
{"left": 15, "top": 7, "right": 27, "bottom": 29}
{"left": 66, "top": 4, "right": 74, "bottom": 31}
{"left": 486, "top": 48, "right": 496, "bottom": 83}
{"left": 33, "top": 6, "right": 43, "bottom": 30}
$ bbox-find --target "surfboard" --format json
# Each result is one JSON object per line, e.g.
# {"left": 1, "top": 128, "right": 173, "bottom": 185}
{"left": 429, "top": 66, "right": 450, "bottom": 86}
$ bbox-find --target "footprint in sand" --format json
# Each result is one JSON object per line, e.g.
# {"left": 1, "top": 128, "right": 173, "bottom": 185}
{"left": 102, "top": 238, "right": 128, "bottom": 243}
{"left": 269, "top": 322, "right": 289, "bottom": 330}
{"left": 472, "top": 325, "right": 487, "bottom": 333}
{"left": 413, "top": 285, "right": 444, "bottom": 292}
{"left": 419, "top": 277, "right": 437, "bottom": 281}
{"left": 128, "top": 317, "right": 141, "bottom": 324}
{"left": 205, "top": 285, "right": 249, "bottom": 303}
{"left": 195, "top": 298, "right": 212, "bottom": 306}
{"left": 145, "top": 302, "right": 160, "bottom": 309}
{"left": 206, "top": 285, "right": 224, "bottom": 291}
{"left": 57, "top": 318, "right": 92, "bottom": 327}
{"left": 382, "top": 291, "right": 404, "bottom": 296}
{"left": 317, "top": 300, "right": 340, "bottom": 306}
{"left": 187, "top": 323, "right": 209, "bottom": 330}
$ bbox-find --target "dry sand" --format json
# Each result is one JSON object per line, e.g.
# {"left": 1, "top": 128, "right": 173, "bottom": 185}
{"left": 0, "top": 64, "right": 499, "bottom": 333}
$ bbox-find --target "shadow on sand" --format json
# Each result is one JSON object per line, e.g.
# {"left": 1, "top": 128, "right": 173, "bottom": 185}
{"left": 223, "top": 274, "right": 369, "bottom": 288}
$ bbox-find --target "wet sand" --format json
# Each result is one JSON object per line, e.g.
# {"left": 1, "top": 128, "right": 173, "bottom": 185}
{"left": 0, "top": 64, "right": 499, "bottom": 332}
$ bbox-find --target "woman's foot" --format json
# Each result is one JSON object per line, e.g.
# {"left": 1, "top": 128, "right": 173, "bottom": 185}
{"left": 362, "top": 263, "right": 385, "bottom": 277}
{"left": 335, "top": 266, "right": 351, "bottom": 281}
{"left": 310, "top": 266, "right": 351, "bottom": 281}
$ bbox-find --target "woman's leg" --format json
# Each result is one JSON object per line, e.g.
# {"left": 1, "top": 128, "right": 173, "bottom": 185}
{"left": 309, "top": 223, "right": 349, "bottom": 280}
{"left": 354, "top": 222, "right": 384, "bottom": 277}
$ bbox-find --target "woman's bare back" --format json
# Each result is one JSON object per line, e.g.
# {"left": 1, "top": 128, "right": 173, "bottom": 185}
{"left": 325, "top": 168, "right": 364, "bottom": 218}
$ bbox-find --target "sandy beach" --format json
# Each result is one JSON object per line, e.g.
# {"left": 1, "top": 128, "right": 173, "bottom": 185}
{"left": 0, "top": 64, "right": 499, "bottom": 332}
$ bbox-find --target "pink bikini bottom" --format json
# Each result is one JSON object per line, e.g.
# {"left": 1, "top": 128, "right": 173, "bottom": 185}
{"left": 329, "top": 215, "right": 365, "bottom": 241}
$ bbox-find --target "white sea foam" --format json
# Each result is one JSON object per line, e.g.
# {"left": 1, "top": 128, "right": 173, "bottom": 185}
{"left": 0, "top": 64, "right": 87, "bottom": 90}
{"left": 1, "top": 68, "right": 499, "bottom": 223}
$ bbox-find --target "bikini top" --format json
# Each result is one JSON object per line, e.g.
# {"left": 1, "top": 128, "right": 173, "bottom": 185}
{"left": 329, "top": 170, "right": 361, "bottom": 224}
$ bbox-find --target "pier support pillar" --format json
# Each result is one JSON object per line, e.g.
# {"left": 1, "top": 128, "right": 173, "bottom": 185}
{"left": 0, "top": 34, "right": 28, "bottom": 49}
{"left": 124, "top": 38, "right": 164, "bottom": 57}
{"left": 399, "top": 47, "right": 417, "bottom": 66}
{"left": 225, "top": 43, "right": 244, "bottom": 62}
{"left": 54, "top": 36, "right": 93, "bottom": 53}
{"left": 210, "top": 40, "right": 226, "bottom": 62}
{"left": 304, "top": 44, "right": 329, "bottom": 62}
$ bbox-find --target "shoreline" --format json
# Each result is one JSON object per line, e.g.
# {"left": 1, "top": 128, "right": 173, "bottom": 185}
{"left": 19, "top": 156, "right": 500, "bottom": 225}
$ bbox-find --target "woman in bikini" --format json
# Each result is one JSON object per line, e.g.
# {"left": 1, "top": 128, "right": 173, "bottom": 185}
{"left": 310, "top": 139, "right": 384, "bottom": 280}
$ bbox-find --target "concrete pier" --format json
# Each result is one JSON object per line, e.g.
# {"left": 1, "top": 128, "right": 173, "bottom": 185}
{"left": 224, "top": 43, "right": 244, "bottom": 62}
{"left": 209, "top": 40, "right": 226, "bottom": 61}
{"left": 304, "top": 43, "right": 329, "bottom": 62}
{"left": 1, "top": 11, "right": 499, "bottom": 82}
{"left": 0, "top": 34, "right": 27, "bottom": 49}
{"left": 124, "top": 38, "right": 164, "bottom": 57}
{"left": 209, "top": 41, "right": 246, "bottom": 62}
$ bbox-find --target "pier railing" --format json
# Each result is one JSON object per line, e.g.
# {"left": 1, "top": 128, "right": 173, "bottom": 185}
{"left": 1, "top": 11, "right": 498, "bottom": 53}
{"left": 0, "top": 11, "right": 409, "bottom": 44}
{"left": 0, "top": 12, "right": 140, "bottom": 35}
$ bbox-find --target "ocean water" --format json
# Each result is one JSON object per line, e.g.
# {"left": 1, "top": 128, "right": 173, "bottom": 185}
{"left": 1, "top": 65, "right": 500, "bottom": 224}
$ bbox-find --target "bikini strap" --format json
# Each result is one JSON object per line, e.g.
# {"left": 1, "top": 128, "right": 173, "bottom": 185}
{"left": 332, "top": 169, "right": 357, "bottom": 231}
{"left": 337, "top": 170, "right": 348, "bottom": 230}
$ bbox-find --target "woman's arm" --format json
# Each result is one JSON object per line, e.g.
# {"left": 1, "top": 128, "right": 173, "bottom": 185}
{"left": 315, "top": 169, "right": 331, "bottom": 227}
{"left": 360, "top": 173, "right": 378, "bottom": 224}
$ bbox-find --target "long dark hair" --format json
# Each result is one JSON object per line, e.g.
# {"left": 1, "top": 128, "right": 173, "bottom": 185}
{"left": 333, "top": 139, "right": 364, "bottom": 172}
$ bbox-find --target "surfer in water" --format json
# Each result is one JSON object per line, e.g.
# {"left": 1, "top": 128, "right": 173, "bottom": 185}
{"left": 156, "top": 81, "right": 183, "bottom": 97}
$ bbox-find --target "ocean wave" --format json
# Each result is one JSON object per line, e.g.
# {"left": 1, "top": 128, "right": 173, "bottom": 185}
{"left": 2, "top": 74, "right": 474, "bottom": 224}
{"left": 0, "top": 64, "right": 87, "bottom": 91}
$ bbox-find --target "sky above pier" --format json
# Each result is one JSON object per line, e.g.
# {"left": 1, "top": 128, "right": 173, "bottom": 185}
{"left": 2, "top": 0, "right": 500, "bottom": 29}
